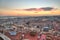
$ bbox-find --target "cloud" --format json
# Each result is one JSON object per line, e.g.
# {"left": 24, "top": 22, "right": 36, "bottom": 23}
{"left": 0, "top": 8, "right": 60, "bottom": 16}
{"left": 24, "top": 7, "right": 57, "bottom": 11}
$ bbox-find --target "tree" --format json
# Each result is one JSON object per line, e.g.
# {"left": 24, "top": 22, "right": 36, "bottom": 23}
{"left": 30, "top": 31, "right": 37, "bottom": 36}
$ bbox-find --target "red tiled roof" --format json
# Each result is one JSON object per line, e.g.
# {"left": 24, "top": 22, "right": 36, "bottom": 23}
{"left": 5, "top": 32, "right": 60, "bottom": 40}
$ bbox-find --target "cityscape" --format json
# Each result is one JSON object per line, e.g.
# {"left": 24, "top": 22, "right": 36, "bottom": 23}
{"left": 0, "top": 16, "right": 60, "bottom": 40}
{"left": 0, "top": 0, "right": 60, "bottom": 40}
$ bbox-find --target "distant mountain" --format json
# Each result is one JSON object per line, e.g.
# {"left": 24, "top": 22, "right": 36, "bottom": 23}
{"left": 24, "top": 7, "right": 56, "bottom": 11}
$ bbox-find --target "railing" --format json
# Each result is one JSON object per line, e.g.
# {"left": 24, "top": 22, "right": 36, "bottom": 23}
{"left": 0, "top": 33, "right": 11, "bottom": 40}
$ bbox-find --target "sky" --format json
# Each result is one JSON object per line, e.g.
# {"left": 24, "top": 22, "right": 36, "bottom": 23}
{"left": 0, "top": 0, "right": 60, "bottom": 9}
{"left": 0, "top": 0, "right": 60, "bottom": 16}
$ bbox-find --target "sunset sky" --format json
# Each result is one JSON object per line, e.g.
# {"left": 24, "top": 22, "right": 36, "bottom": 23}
{"left": 0, "top": 0, "right": 60, "bottom": 16}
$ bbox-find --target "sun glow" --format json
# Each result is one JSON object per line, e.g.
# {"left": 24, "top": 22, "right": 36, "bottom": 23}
{"left": 0, "top": 9, "right": 60, "bottom": 16}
